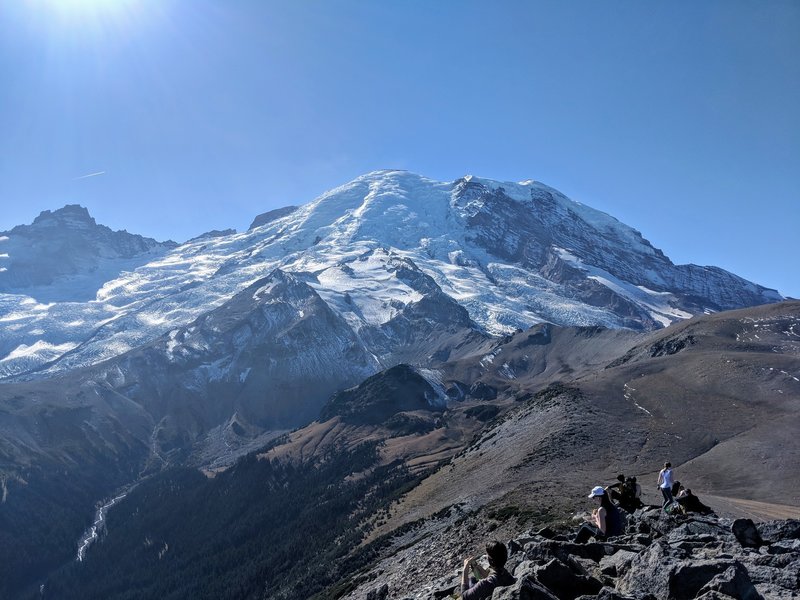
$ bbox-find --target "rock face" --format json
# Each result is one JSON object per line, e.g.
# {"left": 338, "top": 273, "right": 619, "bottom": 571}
{"left": 101, "top": 269, "right": 383, "bottom": 438}
{"left": 0, "top": 204, "right": 175, "bottom": 301}
{"left": 248, "top": 205, "right": 299, "bottom": 230}
{"left": 389, "top": 512, "right": 800, "bottom": 600}
{"left": 450, "top": 176, "right": 781, "bottom": 320}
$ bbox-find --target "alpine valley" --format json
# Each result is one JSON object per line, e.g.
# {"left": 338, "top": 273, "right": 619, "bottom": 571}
{"left": 0, "top": 171, "right": 797, "bottom": 599}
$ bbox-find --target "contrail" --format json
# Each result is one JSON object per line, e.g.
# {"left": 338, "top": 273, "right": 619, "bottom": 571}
{"left": 74, "top": 171, "right": 106, "bottom": 180}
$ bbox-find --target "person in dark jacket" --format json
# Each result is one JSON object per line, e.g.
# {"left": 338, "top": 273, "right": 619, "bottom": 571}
{"left": 676, "top": 488, "right": 714, "bottom": 515}
{"left": 606, "top": 474, "right": 626, "bottom": 504}
{"left": 619, "top": 476, "right": 644, "bottom": 512}
{"left": 461, "top": 540, "right": 516, "bottom": 600}
{"left": 575, "top": 486, "right": 625, "bottom": 543}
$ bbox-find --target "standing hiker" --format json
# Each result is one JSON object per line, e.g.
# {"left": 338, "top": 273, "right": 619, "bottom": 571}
{"left": 657, "top": 462, "right": 674, "bottom": 508}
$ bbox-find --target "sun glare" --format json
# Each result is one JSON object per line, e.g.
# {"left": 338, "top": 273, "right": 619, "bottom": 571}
{"left": 19, "top": 0, "right": 170, "bottom": 45}
{"left": 26, "top": 0, "right": 148, "bottom": 29}
{"left": 38, "top": 0, "right": 137, "bottom": 11}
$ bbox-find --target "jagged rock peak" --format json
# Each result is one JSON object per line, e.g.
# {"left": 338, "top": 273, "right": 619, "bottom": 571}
{"left": 30, "top": 204, "right": 96, "bottom": 229}
{"left": 249, "top": 206, "right": 299, "bottom": 230}
{"left": 188, "top": 228, "right": 237, "bottom": 242}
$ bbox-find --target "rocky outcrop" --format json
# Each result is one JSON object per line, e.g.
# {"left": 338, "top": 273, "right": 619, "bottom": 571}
{"left": 389, "top": 510, "right": 800, "bottom": 600}
{"left": 0, "top": 204, "right": 175, "bottom": 301}
{"left": 319, "top": 364, "right": 442, "bottom": 425}
{"left": 248, "top": 205, "right": 298, "bottom": 230}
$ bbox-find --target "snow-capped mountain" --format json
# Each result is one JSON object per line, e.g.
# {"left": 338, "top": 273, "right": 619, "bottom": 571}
{"left": 0, "top": 170, "right": 782, "bottom": 381}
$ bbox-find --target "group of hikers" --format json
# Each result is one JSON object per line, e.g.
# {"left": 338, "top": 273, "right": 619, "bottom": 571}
{"left": 574, "top": 461, "right": 713, "bottom": 545}
{"left": 656, "top": 461, "right": 714, "bottom": 516}
{"left": 458, "top": 461, "right": 714, "bottom": 600}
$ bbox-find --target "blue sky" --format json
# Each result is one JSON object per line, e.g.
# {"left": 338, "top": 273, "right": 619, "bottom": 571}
{"left": 0, "top": 1, "right": 798, "bottom": 297}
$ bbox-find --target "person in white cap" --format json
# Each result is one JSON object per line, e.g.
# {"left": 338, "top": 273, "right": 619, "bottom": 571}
{"left": 574, "top": 485, "right": 624, "bottom": 543}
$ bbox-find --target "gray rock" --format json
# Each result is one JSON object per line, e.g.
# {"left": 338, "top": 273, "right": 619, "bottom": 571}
{"left": 693, "top": 592, "right": 739, "bottom": 600}
{"left": 598, "top": 550, "right": 638, "bottom": 578}
{"left": 668, "top": 560, "right": 752, "bottom": 600}
{"left": 751, "top": 553, "right": 798, "bottom": 569}
{"left": 403, "top": 511, "right": 800, "bottom": 600}
{"left": 756, "top": 519, "right": 800, "bottom": 544}
{"left": 533, "top": 558, "right": 603, "bottom": 600}
{"left": 524, "top": 540, "right": 611, "bottom": 564}
{"left": 493, "top": 574, "right": 559, "bottom": 600}
{"left": 695, "top": 563, "right": 762, "bottom": 600}
{"left": 732, "top": 518, "right": 764, "bottom": 548}
{"left": 766, "top": 538, "right": 800, "bottom": 554}
{"left": 746, "top": 562, "right": 800, "bottom": 590}
{"left": 514, "top": 560, "right": 537, "bottom": 578}
{"left": 671, "top": 517, "right": 732, "bottom": 539}
{"left": 366, "top": 582, "right": 389, "bottom": 600}
{"left": 576, "top": 587, "right": 638, "bottom": 600}
{"left": 616, "top": 540, "right": 687, "bottom": 598}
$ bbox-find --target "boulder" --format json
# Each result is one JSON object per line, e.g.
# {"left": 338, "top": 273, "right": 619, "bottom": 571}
{"left": 616, "top": 540, "right": 686, "bottom": 598}
{"left": 695, "top": 563, "right": 762, "bottom": 600}
{"left": 536, "top": 527, "right": 557, "bottom": 540}
{"left": 732, "top": 518, "right": 763, "bottom": 548}
{"left": 533, "top": 558, "right": 603, "bottom": 600}
{"left": 524, "top": 540, "right": 611, "bottom": 564}
{"left": 366, "top": 582, "right": 389, "bottom": 600}
{"left": 668, "top": 560, "right": 752, "bottom": 600}
{"left": 401, "top": 509, "right": 800, "bottom": 600}
{"left": 493, "top": 574, "right": 560, "bottom": 600}
{"left": 765, "top": 539, "right": 800, "bottom": 554}
{"left": 756, "top": 519, "right": 800, "bottom": 544}
{"left": 598, "top": 550, "right": 638, "bottom": 578}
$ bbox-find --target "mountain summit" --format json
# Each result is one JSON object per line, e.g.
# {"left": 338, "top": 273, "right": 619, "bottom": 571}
{"left": 0, "top": 204, "right": 176, "bottom": 303}
{"left": 0, "top": 171, "right": 782, "bottom": 380}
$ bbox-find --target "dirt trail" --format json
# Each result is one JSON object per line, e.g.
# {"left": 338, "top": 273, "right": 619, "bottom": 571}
{"left": 639, "top": 484, "right": 800, "bottom": 521}
{"left": 700, "top": 494, "right": 800, "bottom": 521}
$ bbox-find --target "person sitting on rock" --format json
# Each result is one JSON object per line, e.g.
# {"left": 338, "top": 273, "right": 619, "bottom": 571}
{"left": 631, "top": 476, "right": 642, "bottom": 503}
{"left": 575, "top": 486, "right": 625, "bottom": 543}
{"left": 460, "top": 540, "right": 516, "bottom": 600}
{"left": 676, "top": 488, "right": 714, "bottom": 515}
{"left": 618, "top": 476, "right": 644, "bottom": 512}
{"left": 671, "top": 480, "right": 682, "bottom": 498}
{"left": 605, "top": 474, "right": 626, "bottom": 503}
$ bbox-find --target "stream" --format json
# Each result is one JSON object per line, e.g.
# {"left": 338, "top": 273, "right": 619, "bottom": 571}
{"left": 76, "top": 486, "right": 135, "bottom": 562}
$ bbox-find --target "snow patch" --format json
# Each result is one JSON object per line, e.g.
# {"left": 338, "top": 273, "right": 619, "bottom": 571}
{"left": 416, "top": 368, "right": 447, "bottom": 407}
{"left": 1, "top": 340, "right": 78, "bottom": 362}
{"left": 499, "top": 363, "right": 516, "bottom": 379}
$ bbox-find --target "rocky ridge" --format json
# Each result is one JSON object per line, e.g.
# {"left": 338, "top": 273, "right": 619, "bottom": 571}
{"left": 357, "top": 510, "right": 800, "bottom": 600}
{"left": 0, "top": 204, "right": 175, "bottom": 302}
